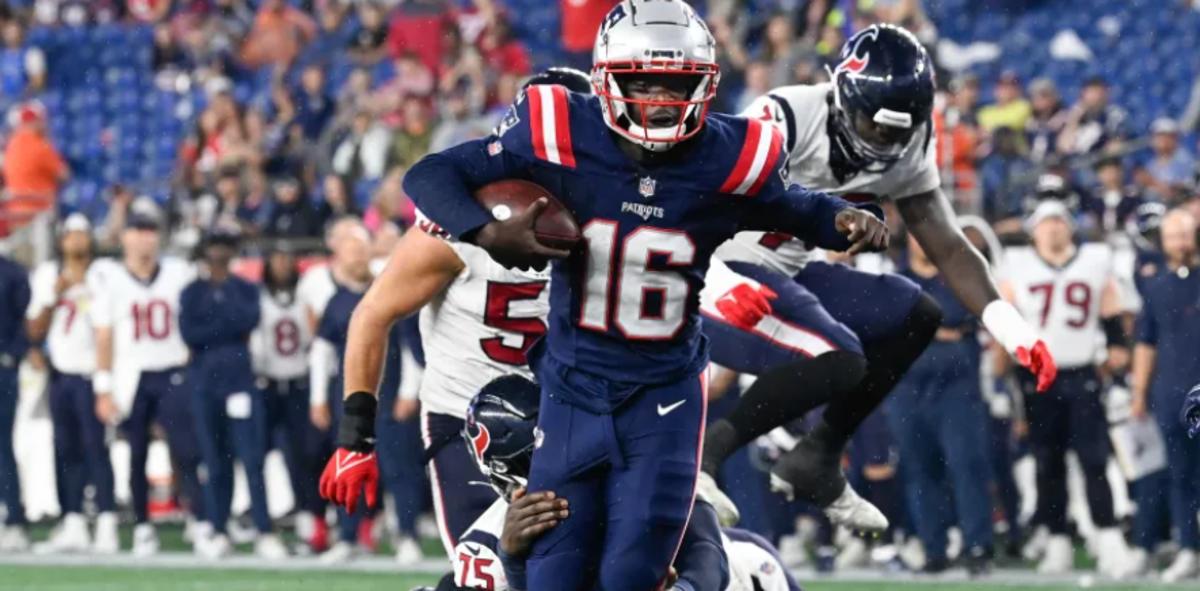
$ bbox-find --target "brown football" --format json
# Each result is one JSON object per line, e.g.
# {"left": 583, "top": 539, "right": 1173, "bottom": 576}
{"left": 473, "top": 179, "right": 581, "bottom": 250}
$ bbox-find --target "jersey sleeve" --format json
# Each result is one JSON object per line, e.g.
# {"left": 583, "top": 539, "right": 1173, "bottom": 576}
{"left": 738, "top": 92, "right": 796, "bottom": 157}
{"left": 25, "top": 263, "right": 55, "bottom": 320}
{"left": 403, "top": 87, "right": 568, "bottom": 241}
{"left": 86, "top": 261, "right": 113, "bottom": 329}
{"left": 1134, "top": 289, "right": 1157, "bottom": 346}
{"left": 889, "top": 124, "right": 942, "bottom": 199}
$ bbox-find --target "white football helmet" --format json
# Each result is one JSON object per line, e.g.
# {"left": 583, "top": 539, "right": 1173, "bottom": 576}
{"left": 592, "top": 0, "right": 720, "bottom": 152}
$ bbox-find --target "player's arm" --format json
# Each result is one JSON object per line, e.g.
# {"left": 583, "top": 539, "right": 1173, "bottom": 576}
{"left": 672, "top": 500, "right": 731, "bottom": 591}
{"left": 899, "top": 188, "right": 1056, "bottom": 392}
{"left": 1100, "top": 277, "right": 1130, "bottom": 372}
{"left": 25, "top": 266, "right": 55, "bottom": 345}
{"left": 343, "top": 229, "right": 463, "bottom": 399}
{"left": 741, "top": 178, "right": 887, "bottom": 254}
{"left": 85, "top": 265, "right": 118, "bottom": 424}
{"left": 1130, "top": 295, "right": 1158, "bottom": 420}
{"left": 498, "top": 488, "right": 570, "bottom": 591}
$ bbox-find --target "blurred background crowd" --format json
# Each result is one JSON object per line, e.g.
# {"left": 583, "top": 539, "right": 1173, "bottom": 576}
{"left": 2, "top": 0, "right": 1200, "bottom": 582}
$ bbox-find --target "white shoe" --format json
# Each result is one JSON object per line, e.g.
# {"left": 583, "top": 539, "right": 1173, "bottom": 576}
{"left": 255, "top": 534, "right": 289, "bottom": 560}
{"left": 818, "top": 483, "right": 889, "bottom": 534}
{"left": 196, "top": 533, "right": 233, "bottom": 560}
{"left": 226, "top": 519, "right": 257, "bottom": 545}
{"left": 93, "top": 512, "right": 120, "bottom": 555}
{"left": 1023, "top": 525, "right": 1050, "bottom": 562}
{"left": 835, "top": 536, "right": 869, "bottom": 570}
{"left": 1163, "top": 549, "right": 1199, "bottom": 583}
{"left": 0, "top": 526, "right": 30, "bottom": 552}
{"left": 395, "top": 536, "right": 422, "bottom": 566}
{"left": 35, "top": 513, "right": 91, "bottom": 553}
{"left": 776, "top": 534, "right": 809, "bottom": 569}
{"left": 131, "top": 523, "right": 159, "bottom": 557}
{"left": 319, "top": 541, "right": 358, "bottom": 564}
{"left": 1095, "top": 528, "right": 1132, "bottom": 579}
{"left": 1126, "top": 547, "right": 1150, "bottom": 577}
{"left": 696, "top": 472, "right": 740, "bottom": 526}
{"left": 1037, "top": 535, "right": 1073, "bottom": 574}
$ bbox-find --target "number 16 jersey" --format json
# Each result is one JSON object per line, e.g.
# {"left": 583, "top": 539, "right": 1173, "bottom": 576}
{"left": 416, "top": 211, "right": 550, "bottom": 419}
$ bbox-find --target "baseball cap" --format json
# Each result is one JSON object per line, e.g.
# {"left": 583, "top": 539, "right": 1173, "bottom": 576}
{"left": 59, "top": 212, "right": 91, "bottom": 234}
{"left": 1151, "top": 117, "right": 1180, "bottom": 135}
{"left": 202, "top": 224, "right": 241, "bottom": 248}
{"left": 126, "top": 198, "right": 163, "bottom": 230}
{"left": 1025, "top": 199, "right": 1075, "bottom": 233}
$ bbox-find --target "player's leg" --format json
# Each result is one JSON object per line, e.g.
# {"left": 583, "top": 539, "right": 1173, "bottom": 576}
{"left": 1065, "top": 371, "right": 1117, "bottom": 531}
{"left": 71, "top": 375, "right": 117, "bottom": 515}
{"left": 422, "top": 411, "right": 499, "bottom": 556}
{"left": 934, "top": 364, "right": 994, "bottom": 564}
{"left": 188, "top": 376, "right": 229, "bottom": 535}
{"left": 701, "top": 261, "right": 866, "bottom": 479}
{"left": 124, "top": 377, "right": 157, "bottom": 526}
{"left": 375, "top": 407, "right": 425, "bottom": 547}
{"left": 597, "top": 373, "right": 707, "bottom": 591}
{"left": 0, "top": 366, "right": 26, "bottom": 529}
{"left": 1021, "top": 371, "right": 1073, "bottom": 572}
{"left": 525, "top": 391, "right": 608, "bottom": 591}
{"left": 230, "top": 389, "right": 273, "bottom": 534}
{"left": 49, "top": 373, "right": 85, "bottom": 517}
{"left": 773, "top": 262, "right": 939, "bottom": 505}
{"left": 277, "top": 378, "right": 324, "bottom": 517}
{"left": 154, "top": 370, "right": 206, "bottom": 525}
{"left": 885, "top": 372, "right": 951, "bottom": 563}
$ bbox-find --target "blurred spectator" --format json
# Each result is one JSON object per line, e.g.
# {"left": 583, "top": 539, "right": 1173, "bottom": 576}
{"left": 735, "top": 61, "right": 771, "bottom": 114}
{"left": 294, "top": 65, "right": 335, "bottom": 142}
{"left": 239, "top": 0, "right": 317, "bottom": 69}
{"left": 978, "top": 71, "right": 1032, "bottom": 136}
{"left": 363, "top": 168, "right": 413, "bottom": 234}
{"left": 757, "top": 13, "right": 810, "bottom": 89}
{"left": 331, "top": 67, "right": 373, "bottom": 127}
{"left": 429, "top": 79, "right": 491, "bottom": 152}
{"left": 979, "top": 127, "right": 1035, "bottom": 225}
{"left": 1135, "top": 118, "right": 1196, "bottom": 204}
{"left": 369, "top": 52, "right": 435, "bottom": 126}
{"left": 385, "top": 0, "right": 457, "bottom": 75}
{"left": 2, "top": 101, "right": 67, "bottom": 230}
{"left": 388, "top": 97, "right": 433, "bottom": 171}
{"left": 1058, "top": 76, "right": 1129, "bottom": 156}
{"left": 943, "top": 75, "right": 982, "bottom": 199}
{"left": 561, "top": 0, "right": 617, "bottom": 71}
{"left": 126, "top": 0, "right": 173, "bottom": 23}
{"left": 329, "top": 110, "right": 390, "bottom": 187}
{"left": 0, "top": 20, "right": 45, "bottom": 100}
{"left": 213, "top": 168, "right": 271, "bottom": 236}
{"left": 96, "top": 184, "right": 136, "bottom": 250}
{"left": 347, "top": 1, "right": 389, "bottom": 66}
{"left": 314, "top": 174, "right": 358, "bottom": 230}
{"left": 264, "top": 177, "right": 321, "bottom": 237}
{"left": 1025, "top": 78, "right": 1068, "bottom": 164}
{"left": 478, "top": 16, "right": 530, "bottom": 79}
{"left": 1084, "top": 157, "right": 1145, "bottom": 238}
{"left": 151, "top": 23, "right": 188, "bottom": 72}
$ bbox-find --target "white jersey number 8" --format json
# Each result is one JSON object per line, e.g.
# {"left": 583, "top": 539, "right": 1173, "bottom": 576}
{"left": 578, "top": 221, "right": 696, "bottom": 340}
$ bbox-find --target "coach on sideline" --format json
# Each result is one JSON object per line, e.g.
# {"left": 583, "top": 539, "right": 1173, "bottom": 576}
{"left": 0, "top": 249, "right": 30, "bottom": 550}
{"left": 1131, "top": 207, "right": 1200, "bottom": 581}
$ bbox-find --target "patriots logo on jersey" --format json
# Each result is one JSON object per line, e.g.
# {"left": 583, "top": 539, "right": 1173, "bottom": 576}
{"left": 836, "top": 25, "right": 880, "bottom": 75}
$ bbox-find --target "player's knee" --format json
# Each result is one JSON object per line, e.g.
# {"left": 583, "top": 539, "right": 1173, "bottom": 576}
{"left": 599, "top": 552, "right": 670, "bottom": 591}
{"left": 811, "top": 349, "right": 868, "bottom": 393}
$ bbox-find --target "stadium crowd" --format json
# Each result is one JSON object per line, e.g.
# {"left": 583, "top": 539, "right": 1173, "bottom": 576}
{"left": 0, "top": 0, "right": 1199, "bottom": 584}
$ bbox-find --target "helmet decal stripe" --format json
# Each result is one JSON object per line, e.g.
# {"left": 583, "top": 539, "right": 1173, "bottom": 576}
{"left": 719, "top": 118, "right": 764, "bottom": 194}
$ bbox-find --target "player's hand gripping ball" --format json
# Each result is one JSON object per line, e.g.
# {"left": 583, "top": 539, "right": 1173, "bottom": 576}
{"left": 473, "top": 180, "right": 580, "bottom": 271}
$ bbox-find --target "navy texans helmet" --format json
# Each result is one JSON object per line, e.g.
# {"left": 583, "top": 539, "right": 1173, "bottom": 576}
{"left": 828, "top": 24, "right": 935, "bottom": 178}
{"left": 523, "top": 66, "right": 593, "bottom": 95}
{"left": 463, "top": 375, "right": 541, "bottom": 496}
{"left": 1128, "top": 201, "right": 1167, "bottom": 252}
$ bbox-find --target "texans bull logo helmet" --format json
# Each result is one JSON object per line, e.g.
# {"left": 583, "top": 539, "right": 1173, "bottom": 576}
{"left": 463, "top": 375, "right": 543, "bottom": 496}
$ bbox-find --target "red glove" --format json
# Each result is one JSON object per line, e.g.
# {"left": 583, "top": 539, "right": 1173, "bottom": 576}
{"left": 715, "top": 283, "right": 778, "bottom": 330}
{"left": 1016, "top": 340, "right": 1057, "bottom": 393}
{"left": 319, "top": 448, "right": 379, "bottom": 514}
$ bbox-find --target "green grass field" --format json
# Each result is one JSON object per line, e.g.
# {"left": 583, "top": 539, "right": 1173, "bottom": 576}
{"left": 0, "top": 565, "right": 1177, "bottom": 591}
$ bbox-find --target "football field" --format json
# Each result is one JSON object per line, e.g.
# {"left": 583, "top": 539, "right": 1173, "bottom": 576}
{"left": 0, "top": 561, "right": 1191, "bottom": 591}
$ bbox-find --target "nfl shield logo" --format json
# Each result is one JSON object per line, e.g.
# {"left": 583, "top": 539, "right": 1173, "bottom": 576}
{"left": 638, "top": 176, "right": 656, "bottom": 198}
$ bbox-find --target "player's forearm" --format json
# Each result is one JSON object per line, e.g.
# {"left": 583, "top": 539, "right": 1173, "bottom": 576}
{"left": 309, "top": 338, "right": 335, "bottom": 407}
{"left": 25, "top": 310, "right": 52, "bottom": 344}
{"left": 1131, "top": 343, "right": 1157, "bottom": 402}
{"left": 750, "top": 187, "right": 853, "bottom": 251}
{"left": 403, "top": 139, "right": 512, "bottom": 241}
{"left": 900, "top": 190, "right": 1000, "bottom": 316}
{"left": 96, "top": 328, "right": 113, "bottom": 373}
{"left": 343, "top": 302, "right": 393, "bottom": 399}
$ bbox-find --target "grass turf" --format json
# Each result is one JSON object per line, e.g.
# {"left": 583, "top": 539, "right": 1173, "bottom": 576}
{"left": 0, "top": 566, "right": 1171, "bottom": 591}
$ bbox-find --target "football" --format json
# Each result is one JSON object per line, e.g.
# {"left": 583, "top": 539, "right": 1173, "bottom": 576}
{"left": 473, "top": 179, "right": 581, "bottom": 250}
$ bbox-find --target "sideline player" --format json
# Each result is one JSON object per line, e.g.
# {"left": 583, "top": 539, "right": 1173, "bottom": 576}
{"left": 421, "top": 374, "right": 799, "bottom": 591}
{"left": 89, "top": 200, "right": 205, "bottom": 555}
{"left": 26, "top": 214, "right": 119, "bottom": 554}
{"left": 999, "top": 200, "right": 1131, "bottom": 576}
{"left": 696, "top": 25, "right": 1057, "bottom": 528}
{"left": 390, "top": 2, "right": 887, "bottom": 588}
{"left": 317, "top": 68, "right": 593, "bottom": 558}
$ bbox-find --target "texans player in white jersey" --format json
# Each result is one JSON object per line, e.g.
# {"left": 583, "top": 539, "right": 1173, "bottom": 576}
{"left": 696, "top": 25, "right": 1058, "bottom": 538}
{"left": 420, "top": 375, "right": 800, "bottom": 591}
{"left": 25, "top": 214, "right": 119, "bottom": 554}
{"left": 250, "top": 240, "right": 328, "bottom": 551}
{"left": 997, "top": 200, "right": 1132, "bottom": 577}
{"left": 89, "top": 200, "right": 205, "bottom": 555}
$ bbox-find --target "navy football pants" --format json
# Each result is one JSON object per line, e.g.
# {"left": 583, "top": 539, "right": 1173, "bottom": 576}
{"left": 705, "top": 261, "right": 923, "bottom": 374}
{"left": 262, "top": 377, "right": 325, "bottom": 516}
{"left": 886, "top": 340, "right": 992, "bottom": 559}
{"left": 50, "top": 372, "right": 116, "bottom": 514}
{"left": 190, "top": 378, "right": 272, "bottom": 533}
{"left": 0, "top": 367, "right": 24, "bottom": 526}
{"left": 377, "top": 405, "right": 426, "bottom": 539}
{"left": 525, "top": 371, "right": 707, "bottom": 591}
{"left": 422, "top": 412, "right": 498, "bottom": 555}
{"left": 123, "top": 368, "right": 204, "bottom": 524}
{"left": 1135, "top": 398, "right": 1200, "bottom": 550}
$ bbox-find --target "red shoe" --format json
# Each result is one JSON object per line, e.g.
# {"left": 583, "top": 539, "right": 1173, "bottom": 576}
{"left": 309, "top": 517, "right": 330, "bottom": 554}
{"left": 356, "top": 517, "right": 377, "bottom": 553}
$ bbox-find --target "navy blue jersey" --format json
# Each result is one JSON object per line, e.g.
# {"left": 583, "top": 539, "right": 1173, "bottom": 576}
{"left": 317, "top": 285, "right": 404, "bottom": 402}
{"left": 0, "top": 255, "right": 29, "bottom": 365}
{"left": 179, "top": 275, "right": 261, "bottom": 394}
{"left": 1135, "top": 266, "right": 1200, "bottom": 408}
{"left": 405, "top": 86, "right": 855, "bottom": 390}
